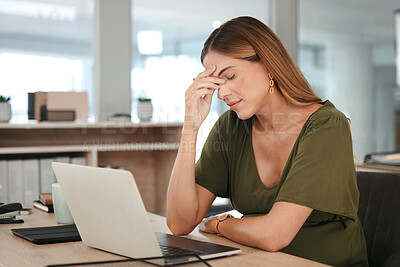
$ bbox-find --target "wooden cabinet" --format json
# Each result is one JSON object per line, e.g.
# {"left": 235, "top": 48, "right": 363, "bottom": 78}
{"left": 0, "top": 122, "right": 183, "bottom": 216}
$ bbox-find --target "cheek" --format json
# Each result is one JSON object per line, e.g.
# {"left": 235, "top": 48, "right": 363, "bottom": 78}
{"left": 239, "top": 79, "right": 267, "bottom": 101}
{"left": 241, "top": 71, "right": 266, "bottom": 90}
{"left": 251, "top": 77, "right": 269, "bottom": 101}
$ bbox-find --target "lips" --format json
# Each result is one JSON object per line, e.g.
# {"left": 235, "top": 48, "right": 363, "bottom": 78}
{"left": 226, "top": 100, "right": 242, "bottom": 110}
{"left": 227, "top": 100, "right": 241, "bottom": 107}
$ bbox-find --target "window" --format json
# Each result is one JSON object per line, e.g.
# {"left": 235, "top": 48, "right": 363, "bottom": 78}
{"left": 298, "top": 0, "right": 400, "bottom": 161}
{"left": 0, "top": 0, "right": 94, "bottom": 122}
{"left": 131, "top": 0, "right": 270, "bottom": 121}
{"left": 0, "top": 52, "right": 87, "bottom": 122}
{"left": 131, "top": 0, "right": 270, "bottom": 158}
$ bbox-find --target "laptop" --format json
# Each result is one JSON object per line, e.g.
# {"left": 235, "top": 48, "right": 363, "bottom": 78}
{"left": 51, "top": 162, "right": 241, "bottom": 264}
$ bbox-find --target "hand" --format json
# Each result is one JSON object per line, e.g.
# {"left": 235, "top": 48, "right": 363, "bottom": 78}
{"left": 184, "top": 66, "right": 225, "bottom": 131}
{"left": 199, "top": 215, "right": 218, "bottom": 234}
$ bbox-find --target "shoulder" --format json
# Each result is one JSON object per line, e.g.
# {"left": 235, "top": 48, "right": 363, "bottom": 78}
{"left": 305, "top": 100, "right": 350, "bottom": 131}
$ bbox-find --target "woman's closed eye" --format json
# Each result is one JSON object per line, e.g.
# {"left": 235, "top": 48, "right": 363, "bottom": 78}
{"left": 226, "top": 74, "right": 236, "bottom": 80}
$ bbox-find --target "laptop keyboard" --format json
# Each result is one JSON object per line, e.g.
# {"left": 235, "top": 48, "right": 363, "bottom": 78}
{"left": 158, "top": 243, "right": 207, "bottom": 257}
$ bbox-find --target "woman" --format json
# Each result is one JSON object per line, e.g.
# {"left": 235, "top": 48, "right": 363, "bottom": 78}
{"left": 166, "top": 16, "right": 368, "bottom": 266}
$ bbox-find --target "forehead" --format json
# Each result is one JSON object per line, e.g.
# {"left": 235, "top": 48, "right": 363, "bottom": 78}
{"left": 202, "top": 51, "right": 241, "bottom": 70}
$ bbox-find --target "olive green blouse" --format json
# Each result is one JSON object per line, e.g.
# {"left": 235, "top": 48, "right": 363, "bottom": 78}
{"left": 195, "top": 100, "right": 368, "bottom": 266}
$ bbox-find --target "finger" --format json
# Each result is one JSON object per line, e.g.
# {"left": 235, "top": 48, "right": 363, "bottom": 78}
{"left": 199, "top": 221, "right": 206, "bottom": 232}
{"left": 203, "top": 91, "right": 214, "bottom": 105}
{"left": 186, "top": 83, "right": 217, "bottom": 100}
{"left": 194, "top": 88, "right": 215, "bottom": 98}
{"left": 193, "top": 81, "right": 220, "bottom": 90}
{"left": 186, "top": 83, "right": 216, "bottom": 100}
{"left": 201, "top": 65, "right": 216, "bottom": 77}
{"left": 186, "top": 88, "right": 214, "bottom": 104}
{"left": 195, "top": 76, "right": 225, "bottom": 85}
{"left": 196, "top": 65, "right": 216, "bottom": 80}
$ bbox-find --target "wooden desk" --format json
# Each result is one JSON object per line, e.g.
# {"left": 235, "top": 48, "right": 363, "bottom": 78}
{"left": 0, "top": 208, "right": 328, "bottom": 267}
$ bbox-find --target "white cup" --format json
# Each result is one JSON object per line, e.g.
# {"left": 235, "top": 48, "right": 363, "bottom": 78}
{"left": 52, "top": 183, "right": 74, "bottom": 224}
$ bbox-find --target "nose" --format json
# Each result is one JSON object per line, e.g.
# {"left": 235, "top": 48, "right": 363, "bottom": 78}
{"left": 217, "top": 84, "right": 232, "bottom": 100}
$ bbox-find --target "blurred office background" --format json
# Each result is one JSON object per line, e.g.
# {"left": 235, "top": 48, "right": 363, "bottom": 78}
{"left": 0, "top": 0, "right": 399, "bottom": 162}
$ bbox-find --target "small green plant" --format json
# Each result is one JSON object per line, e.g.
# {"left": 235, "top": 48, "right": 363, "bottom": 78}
{"left": 138, "top": 97, "right": 151, "bottom": 102}
{"left": 0, "top": 95, "right": 10, "bottom": 103}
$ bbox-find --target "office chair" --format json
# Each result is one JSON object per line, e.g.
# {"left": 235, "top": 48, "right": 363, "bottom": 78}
{"left": 357, "top": 171, "right": 400, "bottom": 267}
{"left": 206, "top": 200, "right": 233, "bottom": 217}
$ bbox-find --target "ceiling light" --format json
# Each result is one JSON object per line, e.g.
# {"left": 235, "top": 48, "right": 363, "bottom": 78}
{"left": 212, "top": 20, "right": 222, "bottom": 29}
{"left": 137, "top": 31, "right": 163, "bottom": 55}
{"left": 0, "top": 0, "right": 76, "bottom": 21}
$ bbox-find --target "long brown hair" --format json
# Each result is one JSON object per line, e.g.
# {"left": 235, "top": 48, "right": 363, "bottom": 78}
{"left": 201, "top": 16, "right": 322, "bottom": 106}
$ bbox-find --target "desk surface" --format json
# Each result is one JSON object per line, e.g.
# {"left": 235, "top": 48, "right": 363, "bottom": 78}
{"left": 356, "top": 163, "right": 400, "bottom": 173}
{"left": 0, "top": 208, "right": 328, "bottom": 267}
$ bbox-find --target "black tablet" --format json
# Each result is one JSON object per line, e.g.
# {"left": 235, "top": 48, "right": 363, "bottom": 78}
{"left": 11, "top": 224, "right": 81, "bottom": 244}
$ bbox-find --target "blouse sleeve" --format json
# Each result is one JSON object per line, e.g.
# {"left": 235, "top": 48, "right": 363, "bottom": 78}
{"left": 195, "top": 113, "right": 230, "bottom": 198}
{"left": 275, "top": 112, "right": 359, "bottom": 220}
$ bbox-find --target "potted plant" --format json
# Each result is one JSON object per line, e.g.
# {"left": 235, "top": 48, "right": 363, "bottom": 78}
{"left": 137, "top": 97, "right": 153, "bottom": 122}
{"left": 0, "top": 95, "right": 11, "bottom": 122}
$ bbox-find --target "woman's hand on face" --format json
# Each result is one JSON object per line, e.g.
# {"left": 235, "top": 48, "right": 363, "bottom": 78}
{"left": 184, "top": 65, "right": 225, "bottom": 132}
{"left": 199, "top": 215, "right": 218, "bottom": 234}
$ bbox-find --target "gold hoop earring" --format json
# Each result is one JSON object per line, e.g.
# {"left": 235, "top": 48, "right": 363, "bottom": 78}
{"left": 268, "top": 73, "right": 274, "bottom": 94}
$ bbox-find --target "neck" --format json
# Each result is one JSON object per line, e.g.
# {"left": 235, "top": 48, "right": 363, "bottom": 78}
{"left": 254, "top": 92, "right": 310, "bottom": 135}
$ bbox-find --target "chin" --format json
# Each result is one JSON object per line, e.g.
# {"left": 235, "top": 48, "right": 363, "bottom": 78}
{"left": 234, "top": 110, "right": 253, "bottom": 121}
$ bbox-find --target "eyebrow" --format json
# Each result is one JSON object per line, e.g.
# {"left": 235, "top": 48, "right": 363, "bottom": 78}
{"left": 217, "top": 66, "right": 237, "bottom": 76}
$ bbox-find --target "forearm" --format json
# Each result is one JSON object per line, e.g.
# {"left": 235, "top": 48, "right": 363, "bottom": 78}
{"left": 217, "top": 215, "right": 287, "bottom": 252}
{"left": 212, "top": 202, "right": 312, "bottom": 252}
{"left": 168, "top": 65, "right": 221, "bottom": 234}
{"left": 167, "top": 127, "right": 200, "bottom": 233}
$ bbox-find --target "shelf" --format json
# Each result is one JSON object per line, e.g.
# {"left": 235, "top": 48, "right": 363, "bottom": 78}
{"left": 0, "top": 121, "right": 183, "bottom": 129}
{"left": 0, "top": 145, "right": 88, "bottom": 155}
{"left": 0, "top": 142, "right": 180, "bottom": 155}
